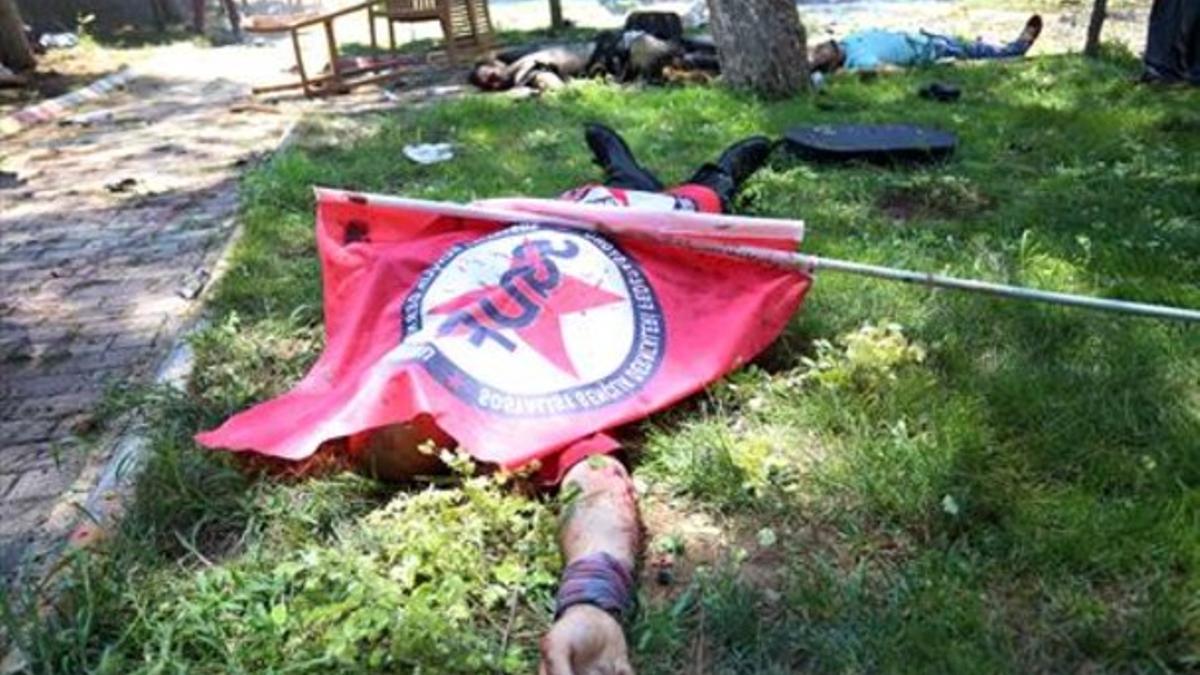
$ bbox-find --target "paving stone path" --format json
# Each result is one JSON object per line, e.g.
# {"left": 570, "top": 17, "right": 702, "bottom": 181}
{"left": 0, "top": 56, "right": 294, "bottom": 583}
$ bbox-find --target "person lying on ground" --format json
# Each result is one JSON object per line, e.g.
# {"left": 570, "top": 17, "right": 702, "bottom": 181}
{"left": 352, "top": 125, "right": 773, "bottom": 675}
{"left": 469, "top": 30, "right": 720, "bottom": 92}
{"left": 1140, "top": 0, "right": 1200, "bottom": 85}
{"left": 589, "top": 29, "right": 720, "bottom": 84}
{"left": 809, "top": 14, "right": 1043, "bottom": 75}
{"left": 469, "top": 42, "right": 596, "bottom": 92}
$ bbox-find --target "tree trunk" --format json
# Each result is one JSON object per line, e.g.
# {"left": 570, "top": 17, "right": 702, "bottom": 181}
{"left": 0, "top": 0, "right": 35, "bottom": 71}
{"left": 1084, "top": 0, "right": 1108, "bottom": 57}
{"left": 151, "top": 0, "right": 189, "bottom": 29}
{"left": 706, "top": 0, "right": 807, "bottom": 98}
{"left": 548, "top": 0, "right": 563, "bottom": 31}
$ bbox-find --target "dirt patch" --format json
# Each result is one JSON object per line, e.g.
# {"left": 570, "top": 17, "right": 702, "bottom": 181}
{"left": 638, "top": 490, "right": 790, "bottom": 606}
{"left": 878, "top": 175, "right": 995, "bottom": 222}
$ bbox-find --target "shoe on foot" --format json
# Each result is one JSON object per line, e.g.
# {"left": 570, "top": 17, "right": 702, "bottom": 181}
{"left": 686, "top": 136, "right": 773, "bottom": 209}
{"left": 1017, "top": 14, "right": 1043, "bottom": 49}
{"left": 715, "top": 136, "right": 773, "bottom": 187}
{"left": 583, "top": 123, "right": 664, "bottom": 192}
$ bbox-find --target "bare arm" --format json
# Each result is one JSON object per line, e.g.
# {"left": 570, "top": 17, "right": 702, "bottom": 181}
{"left": 540, "top": 455, "right": 641, "bottom": 675}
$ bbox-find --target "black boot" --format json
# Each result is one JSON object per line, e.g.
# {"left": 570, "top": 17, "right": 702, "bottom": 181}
{"left": 584, "top": 123, "right": 665, "bottom": 192}
{"left": 686, "top": 136, "right": 773, "bottom": 211}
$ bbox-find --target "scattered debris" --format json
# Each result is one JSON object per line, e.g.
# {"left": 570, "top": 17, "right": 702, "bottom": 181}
{"left": 61, "top": 109, "right": 116, "bottom": 126}
{"left": 0, "top": 171, "right": 24, "bottom": 189}
{"left": 39, "top": 32, "right": 80, "bottom": 50}
{"left": 150, "top": 142, "right": 189, "bottom": 155}
{"left": 177, "top": 269, "right": 211, "bottom": 300}
{"left": 403, "top": 143, "right": 454, "bottom": 165}
{"left": 918, "top": 82, "right": 962, "bottom": 102}
{"left": 105, "top": 177, "right": 138, "bottom": 193}
{"left": 230, "top": 102, "right": 281, "bottom": 115}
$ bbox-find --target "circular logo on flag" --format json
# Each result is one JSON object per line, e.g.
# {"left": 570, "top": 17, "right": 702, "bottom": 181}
{"left": 402, "top": 224, "right": 665, "bottom": 417}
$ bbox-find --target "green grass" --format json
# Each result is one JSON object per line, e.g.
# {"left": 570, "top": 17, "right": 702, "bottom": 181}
{"left": 5, "top": 47, "right": 1200, "bottom": 673}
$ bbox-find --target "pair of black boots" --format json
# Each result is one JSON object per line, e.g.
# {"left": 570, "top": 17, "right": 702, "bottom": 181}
{"left": 583, "top": 123, "right": 773, "bottom": 211}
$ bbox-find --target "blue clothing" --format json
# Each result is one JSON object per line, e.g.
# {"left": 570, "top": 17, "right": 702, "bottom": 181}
{"left": 840, "top": 29, "right": 1032, "bottom": 71}
{"left": 922, "top": 31, "right": 1033, "bottom": 61}
{"left": 840, "top": 30, "right": 933, "bottom": 71}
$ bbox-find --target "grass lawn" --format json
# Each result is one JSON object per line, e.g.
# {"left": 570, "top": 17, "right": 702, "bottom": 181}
{"left": 5, "top": 47, "right": 1200, "bottom": 674}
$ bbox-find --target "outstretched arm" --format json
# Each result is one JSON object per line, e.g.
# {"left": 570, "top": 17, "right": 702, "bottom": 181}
{"left": 540, "top": 455, "right": 641, "bottom": 675}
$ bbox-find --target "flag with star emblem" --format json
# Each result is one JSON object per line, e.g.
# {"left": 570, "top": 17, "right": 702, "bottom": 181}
{"left": 197, "top": 187, "right": 810, "bottom": 480}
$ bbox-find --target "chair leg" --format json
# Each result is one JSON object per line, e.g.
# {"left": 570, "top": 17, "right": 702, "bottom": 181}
{"left": 323, "top": 18, "right": 344, "bottom": 93}
{"left": 291, "top": 29, "right": 312, "bottom": 98}
{"left": 369, "top": 9, "right": 378, "bottom": 50}
{"left": 388, "top": 18, "right": 397, "bottom": 52}
{"left": 440, "top": 15, "right": 456, "bottom": 64}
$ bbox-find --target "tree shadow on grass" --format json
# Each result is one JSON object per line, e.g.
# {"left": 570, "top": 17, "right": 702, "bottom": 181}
{"left": 933, "top": 292, "right": 1198, "bottom": 668}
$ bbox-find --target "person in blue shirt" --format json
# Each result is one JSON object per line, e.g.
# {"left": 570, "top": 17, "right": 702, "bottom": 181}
{"left": 810, "top": 15, "right": 1042, "bottom": 74}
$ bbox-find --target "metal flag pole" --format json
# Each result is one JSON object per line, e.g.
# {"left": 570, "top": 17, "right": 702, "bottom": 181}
{"left": 319, "top": 190, "right": 1200, "bottom": 324}
{"left": 629, "top": 233, "right": 1200, "bottom": 324}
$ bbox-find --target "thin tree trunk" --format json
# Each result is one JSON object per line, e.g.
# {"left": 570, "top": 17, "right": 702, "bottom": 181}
{"left": 1084, "top": 0, "right": 1108, "bottom": 57}
{"left": 706, "top": 0, "right": 807, "bottom": 98}
{"left": 548, "top": 0, "right": 564, "bottom": 31}
{"left": 0, "top": 0, "right": 35, "bottom": 71}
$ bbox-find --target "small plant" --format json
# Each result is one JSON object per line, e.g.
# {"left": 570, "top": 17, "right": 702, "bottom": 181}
{"left": 799, "top": 322, "right": 927, "bottom": 394}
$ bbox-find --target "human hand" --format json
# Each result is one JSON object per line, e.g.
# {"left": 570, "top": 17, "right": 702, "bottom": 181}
{"left": 539, "top": 604, "right": 633, "bottom": 675}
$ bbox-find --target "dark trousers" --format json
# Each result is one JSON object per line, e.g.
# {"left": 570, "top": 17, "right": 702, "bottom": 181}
{"left": 1143, "top": 0, "right": 1200, "bottom": 84}
{"left": 192, "top": 0, "right": 242, "bottom": 37}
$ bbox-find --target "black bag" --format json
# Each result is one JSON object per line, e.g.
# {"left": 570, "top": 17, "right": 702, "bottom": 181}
{"left": 625, "top": 11, "right": 683, "bottom": 42}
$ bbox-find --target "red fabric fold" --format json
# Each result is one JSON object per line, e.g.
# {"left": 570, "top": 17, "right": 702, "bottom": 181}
{"left": 197, "top": 187, "right": 810, "bottom": 482}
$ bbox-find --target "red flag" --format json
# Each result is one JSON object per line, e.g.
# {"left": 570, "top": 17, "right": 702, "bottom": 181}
{"left": 197, "top": 187, "right": 810, "bottom": 481}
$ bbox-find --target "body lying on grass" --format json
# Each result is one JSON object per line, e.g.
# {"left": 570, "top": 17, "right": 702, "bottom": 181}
{"left": 469, "top": 31, "right": 720, "bottom": 93}
{"left": 198, "top": 124, "right": 779, "bottom": 675}
{"left": 810, "top": 14, "right": 1043, "bottom": 75}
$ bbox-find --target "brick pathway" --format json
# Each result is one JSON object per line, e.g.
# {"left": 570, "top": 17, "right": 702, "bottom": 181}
{"left": 0, "top": 60, "right": 293, "bottom": 582}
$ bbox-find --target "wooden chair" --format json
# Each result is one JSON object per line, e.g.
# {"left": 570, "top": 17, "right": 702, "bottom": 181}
{"left": 247, "top": 1, "right": 407, "bottom": 98}
{"left": 368, "top": 0, "right": 494, "bottom": 64}
{"left": 369, "top": 0, "right": 448, "bottom": 56}
{"left": 444, "top": 0, "right": 495, "bottom": 62}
